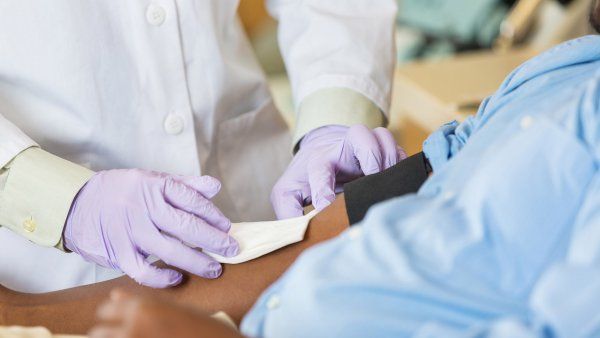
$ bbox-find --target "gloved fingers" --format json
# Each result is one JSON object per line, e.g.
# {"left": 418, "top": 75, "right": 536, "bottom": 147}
{"left": 118, "top": 248, "right": 183, "bottom": 288}
{"left": 173, "top": 175, "right": 222, "bottom": 199}
{"left": 346, "top": 125, "right": 383, "bottom": 175}
{"left": 153, "top": 205, "right": 239, "bottom": 257}
{"left": 146, "top": 232, "right": 224, "bottom": 279}
{"left": 307, "top": 159, "right": 336, "bottom": 211}
{"left": 372, "top": 127, "right": 401, "bottom": 169}
{"left": 163, "top": 177, "right": 231, "bottom": 232}
{"left": 397, "top": 145, "right": 408, "bottom": 161}
{"left": 271, "top": 176, "right": 308, "bottom": 219}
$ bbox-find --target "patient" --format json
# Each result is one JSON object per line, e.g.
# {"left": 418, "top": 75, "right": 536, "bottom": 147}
{"left": 5, "top": 3, "right": 600, "bottom": 337}
{"left": 97, "top": 35, "right": 600, "bottom": 338}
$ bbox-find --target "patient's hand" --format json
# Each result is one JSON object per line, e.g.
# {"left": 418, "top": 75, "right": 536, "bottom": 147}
{"left": 90, "top": 290, "right": 244, "bottom": 338}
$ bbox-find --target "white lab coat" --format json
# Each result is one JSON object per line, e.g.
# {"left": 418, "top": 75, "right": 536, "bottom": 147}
{"left": 0, "top": 0, "right": 396, "bottom": 292}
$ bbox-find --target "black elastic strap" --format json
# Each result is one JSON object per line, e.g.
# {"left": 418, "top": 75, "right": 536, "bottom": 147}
{"left": 344, "top": 152, "right": 431, "bottom": 225}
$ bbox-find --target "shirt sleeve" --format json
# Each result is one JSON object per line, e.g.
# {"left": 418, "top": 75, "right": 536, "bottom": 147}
{"left": 0, "top": 147, "right": 94, "bottom": 250}
{"left": 266, "top": 0, "right": 397, "bottom": 145}
{"left": 422, "top": 96, "right": 489, "bottom": 171}
{"left": 0, "top": 114, "right": 37, "bottom": 168}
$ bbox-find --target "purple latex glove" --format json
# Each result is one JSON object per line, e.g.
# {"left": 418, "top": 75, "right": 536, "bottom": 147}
{"left": 64, "top": 169, "right": 239, "bottom": 288}
{"left": 271, "top": 124, "right": 407, "bottom": 219}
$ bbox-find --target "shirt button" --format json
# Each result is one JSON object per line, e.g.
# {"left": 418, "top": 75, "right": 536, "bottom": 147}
{"left": 442, "top": 191, "right": 455, "bottom": 201}
{"left": 520, "top": 116, "right": 534, "bottom": 130}
{"left": 164, "top": 114, "right": 184, "bottom": 135}
{"left": 266, "top": 294, "right": 281, "bottom": 310}
{"left": 348, "top": 226, "right": 363, "bottom": 240}
{"left": 23, "top": 217, "right": 37, "bottom": 233}
{"left": 146, "top": 4, "right": 166, "bottom": 26}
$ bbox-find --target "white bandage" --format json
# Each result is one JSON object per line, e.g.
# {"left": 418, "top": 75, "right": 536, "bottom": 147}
{"left": 206, "top": 210, "right": 319, "bottom": 264}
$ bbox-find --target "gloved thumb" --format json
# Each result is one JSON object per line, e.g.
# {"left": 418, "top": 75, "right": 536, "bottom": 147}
{"left": 122, "top": 253, "right": 183, "bottom": 288}
{"left": 307, "top": 159, "right": 336, "bottom": 211}
{"left": 271, "top": 185, "right": 306, "bottom": 219}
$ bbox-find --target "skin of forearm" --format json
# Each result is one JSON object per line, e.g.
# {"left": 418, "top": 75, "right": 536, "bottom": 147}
{"left": 0, "top": 196, "right": 350, "bottom": 334}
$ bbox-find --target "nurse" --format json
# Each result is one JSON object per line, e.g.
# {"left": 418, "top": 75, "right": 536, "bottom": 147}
{"left": 0, "top": 1, "right": 400, "bottom": 292}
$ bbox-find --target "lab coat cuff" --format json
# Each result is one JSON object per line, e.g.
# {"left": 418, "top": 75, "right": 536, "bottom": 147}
{"left": 293, "top": 87, "right": 386, "bottom": 150}
{"left": 0, "top": 147, "right": 94, "bottom": 250}
{"left": 295, "top": 75, "right": 391, "bottom": 115}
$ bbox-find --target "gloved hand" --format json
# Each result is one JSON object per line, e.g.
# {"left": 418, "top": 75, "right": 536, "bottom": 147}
{"left": 271, "top": 125, "right": 407, "bottom": 219}
{"left": 64, "top": 169, "right": 239, "bottom": 288}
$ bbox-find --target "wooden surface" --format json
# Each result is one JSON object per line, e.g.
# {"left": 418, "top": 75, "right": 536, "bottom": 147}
{"left": 390, "top": 48, "right": 537, "bottom": 134}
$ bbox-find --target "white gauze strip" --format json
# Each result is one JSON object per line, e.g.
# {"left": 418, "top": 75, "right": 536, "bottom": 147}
{"left": 206, "top": 210, "right": 319, "bottom": 264}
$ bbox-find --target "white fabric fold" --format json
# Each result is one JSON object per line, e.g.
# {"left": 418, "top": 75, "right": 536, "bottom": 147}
{"left": 207, "top": 210, "right": 319, "bottom": 264}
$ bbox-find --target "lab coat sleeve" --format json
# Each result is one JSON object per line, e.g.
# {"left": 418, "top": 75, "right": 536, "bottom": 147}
{"left": 0, "top": 114, "right": 37, "bottom": 168}
{"left": 292, "top": 88, "right": 385, "bottom": 148}
{"left": 266, "top": 0, "right": 397, "bottom": 146}
{"left": 0, "top": 147, "right": 94, "bottom": 250}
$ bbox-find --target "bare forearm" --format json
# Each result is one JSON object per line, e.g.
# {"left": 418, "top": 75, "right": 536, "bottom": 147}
{"left": 1, "top": 197, "right": 349, "bottom": 334}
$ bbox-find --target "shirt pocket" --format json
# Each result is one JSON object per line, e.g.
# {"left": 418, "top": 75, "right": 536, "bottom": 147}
{"left": 456, "top": 115, "right": 596, "bottom": 295}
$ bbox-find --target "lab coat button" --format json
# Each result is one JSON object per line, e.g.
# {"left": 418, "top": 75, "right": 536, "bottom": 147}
{"left": 164, "top": 114, "right": 184, "bottom": 135}
{"left": 146, "top": 4, "right": 166, "bottom": 26}
{"left": 266, "top": 294, "right": 281, "bottom": 310}
{"left": 520, "top": 116, "right": 534, "bottom": 130}
{"left": 23, "top": 217, "right": 36, "bottom": 233}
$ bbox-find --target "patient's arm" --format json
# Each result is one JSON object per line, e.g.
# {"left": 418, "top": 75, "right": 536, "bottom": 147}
{"left": 90, "top": 290, "right": 246, "bottom": 338}
{"left": 0, "top": 196, "right": 350, "bottom": 334}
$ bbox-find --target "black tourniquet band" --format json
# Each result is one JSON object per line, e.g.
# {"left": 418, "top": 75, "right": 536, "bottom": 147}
{"left": 344, "top": 152, "right": 431, "bottom": 225}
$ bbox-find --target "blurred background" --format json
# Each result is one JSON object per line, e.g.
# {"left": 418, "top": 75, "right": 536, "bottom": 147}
{"left": 239, "top": 0, "right": 595, "bottom": 154}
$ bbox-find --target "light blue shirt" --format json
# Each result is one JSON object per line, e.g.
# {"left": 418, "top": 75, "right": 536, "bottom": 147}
{"left": 241, "top": 36, "right": 600, "bottom": 338}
